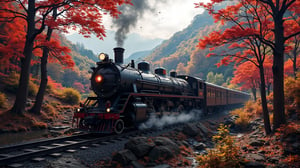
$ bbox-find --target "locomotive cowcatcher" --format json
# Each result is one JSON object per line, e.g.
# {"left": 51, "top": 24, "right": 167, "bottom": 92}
{"left": 73, "top": 47, "right": 250, "bottom": 134}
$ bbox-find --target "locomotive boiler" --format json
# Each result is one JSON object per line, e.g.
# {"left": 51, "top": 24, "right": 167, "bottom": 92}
{"left": 73, "top": 47, "right": 250, "bottom": 134}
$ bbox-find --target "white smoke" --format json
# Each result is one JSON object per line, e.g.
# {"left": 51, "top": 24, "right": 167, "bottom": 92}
{"left": 139, "top": 109, "right": 202, "bottom": 130}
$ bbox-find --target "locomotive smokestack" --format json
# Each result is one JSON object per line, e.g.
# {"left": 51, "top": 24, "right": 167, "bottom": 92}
{"left": 113, "top": 47, "right": 124, "bottom": 64}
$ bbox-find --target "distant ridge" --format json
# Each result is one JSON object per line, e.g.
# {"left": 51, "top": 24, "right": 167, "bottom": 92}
{"left": 144, "top": 11, "right": 234, "bottom": 81}
{"left": 124, "top": 50, "right": 152, "bottom": 64}
{"left": 65, "top": 30, "right": 163, "bottom": 58}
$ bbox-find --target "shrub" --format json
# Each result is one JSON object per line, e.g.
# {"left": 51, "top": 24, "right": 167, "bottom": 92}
{"left": 23, "top": 113, "right": 48, "bottom": 129}
{"left": 30, "top": 117, "right": 47, "bottom": 129}
{"left": 60, "top": 88, "right": 81, "bottom": 105}
{"left": 4, "top": 72, "right": 38, "bottom": 97}
{"left": 42, "top": 104, "right": 59, "bottom": 120}
{"left": 47, "top": 76, "right": 64, "bottom": 95}
{"left": 275, "top": 122, "right": 300, "bottom": 139}
{"left": 28, "top": 80, "right": 38, "bottom": 97}
{"left": 233, "top": 109, "right": 250, "bottom": 130}
{"left": 231, "top": 106, "right": 251, "bottom": 131}
{"left": 196, "top": 124, "right": 241, "bottom": 168}
{"left": 4, "top": 72, "right": 19, "bottom": 93}
{"left": 284, "top": 74, "right": 300, "bottom": 118}
{"left": 0, "top": 92, "right": 8, "bottom": 109}
{"left": 244, "top": 101, "right": 255, "bottom": 113}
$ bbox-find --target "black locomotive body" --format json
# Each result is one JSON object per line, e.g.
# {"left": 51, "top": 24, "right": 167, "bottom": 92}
{"left": 73, "top": 47, "right": 250, "bottom": 134}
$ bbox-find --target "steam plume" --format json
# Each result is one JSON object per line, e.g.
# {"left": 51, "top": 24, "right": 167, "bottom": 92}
{"left": 113, "top": 0, "right": 169, "bottom": 47}
{"left": 139, "top": 109, "right": 203, "bottom": 130}
{"left": 114, "top": 0, "right": 151, "bottom": 47}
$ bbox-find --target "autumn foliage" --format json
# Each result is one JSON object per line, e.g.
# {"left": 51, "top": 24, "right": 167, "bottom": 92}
{"left": 59, "top": 88, "right": 81, "bottom": 105}
{"left": 0, "top": 92, "right": 8, "bottom": 109}
{"left": 197, "top": 124, "right": 241, "bottom": 168}
{"left": 0, "top": 3, "right": 26, "bottom": 72}
{"left": 195, "top": 0, "right": 300, "bottom": 132}
{"left": 284, "top": 73, "right": 300, "bottom": 118}
{"left": 0, "top": 0, "right": 132, "bottom": 114}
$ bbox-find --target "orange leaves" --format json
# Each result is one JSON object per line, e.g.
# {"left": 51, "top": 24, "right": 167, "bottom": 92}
{"left": 34, "top": 0, "right": 131, "bottom": 39}
{"left": 281, "top": 155, "right": 300, "bottom": 166}
{"left": 231, "top": 61, "right": 259, "bottom": 89}
{"left": 34, "top": 33, "right": 74, "bottom": 69}
{"left": 197, "top": 124, "right": 241, "bottom": 167}
{"left": 206, "top": 53, "right": 216, "bottom": 58}
{"left": 197, "top": 26, "right": 259, "bottom": 52}
{"left": 47, "top": 76, "right": 64, "bottom": 92}
{"left": 197, "top": 30, "right": 223, "bottom": 49}
{"left": 228, "top": 43, "right": 241, "bottom": 49}
{"left": 217, "top": 56, "right": 232, "bottom": 67}
{"left": 275, "top": 122, "right": 300, "bottom": 139}
{"left": 1, "top": 0, "right": 131, "bottom": 73}
{"left": 0, "top": 3, "right": 26, "bottom": 72}
{"left": 284, "top": 19, "right": 300, "bottom": 38}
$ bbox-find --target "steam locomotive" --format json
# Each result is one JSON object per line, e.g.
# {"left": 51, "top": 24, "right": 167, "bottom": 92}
{"left": 73, "top": 47, "right": 250, "bottom": 134}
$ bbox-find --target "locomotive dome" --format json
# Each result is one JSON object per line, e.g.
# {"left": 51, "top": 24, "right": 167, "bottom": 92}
{"left": 169, "top": 71, "right": 177, "bottom": 77}
{"left": 138, "top": 61, "right": 150, "bottom": 73}
{"left": 154, "top": 67, "right": 167, "bottom": 76}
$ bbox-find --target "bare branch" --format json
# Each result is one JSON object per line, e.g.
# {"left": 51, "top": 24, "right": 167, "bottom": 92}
{"left": 284, "top": 31, "right": 300, "bottom": 41}
{"left": 16, "top": 0, "right": 28, "bottom": 13}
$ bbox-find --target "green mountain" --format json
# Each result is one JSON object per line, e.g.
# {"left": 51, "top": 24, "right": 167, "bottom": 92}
{"left": 144, "top": 12, "right": 234, "bottom": 81}
{"left": 124, "top": 50, "right": 152, "bottom": 64}
{"left": 47, "top": 35, "right": 97, "bottom": 93}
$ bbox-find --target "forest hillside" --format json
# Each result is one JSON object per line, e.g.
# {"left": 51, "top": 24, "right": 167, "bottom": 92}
{"left": 144, "top": 12, "right": 234, "bottom": 81}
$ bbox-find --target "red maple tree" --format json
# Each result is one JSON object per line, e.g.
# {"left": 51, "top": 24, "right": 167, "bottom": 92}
{"left": 195, "top": 0, "right": 300, "bottom": 132}
{"left": 232, "top": 57, "right": 273, "bottom": 101}
{"left": 285, "top": 36, "right": 300, "bottom": 78}
{"left": 0, "top": 3, "right": 26, "bottom": 74}
{"left": 0, "top": 0, "right": 132, "bottom": 114}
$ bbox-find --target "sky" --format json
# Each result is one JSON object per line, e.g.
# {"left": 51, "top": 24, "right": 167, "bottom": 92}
{"left": 66, "top": 0, "right": 209, "bottom": 57}
{"left": 103, "top": 0, "right": 206, "bottom": 40}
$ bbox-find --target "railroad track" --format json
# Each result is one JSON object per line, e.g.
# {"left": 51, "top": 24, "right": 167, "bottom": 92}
{"left": 0, "top": 112, "right": 219, "bottom": 167}
{"left": 0, "top": 132, "right": 126, "bottom": 166}
{"left": 0, "top": 127, "right": 162, "bottom": 167}
{"left": 0, "top": 133, "right": 90, "bottom": 166}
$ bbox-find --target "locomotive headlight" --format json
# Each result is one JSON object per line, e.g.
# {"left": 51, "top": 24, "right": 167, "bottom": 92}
{"left": 98, "top": 53, "right": 108, "bottom": 61}
{"left": 95, "top": 75, "right": 103, "bottom": 83}
{"left": 106, "top": 108, "right": 111, "bottom": 113}
{"left": 77, "top": 108, "right": 80, "bottom": 112}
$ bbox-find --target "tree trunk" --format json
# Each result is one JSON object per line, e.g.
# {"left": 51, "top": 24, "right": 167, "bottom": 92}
{"left": 259, "top": 65, "right": 272, "bottom": 135}
{"left": 29, "top": 46, "right": 49, "bottom": 114}
{"left": 30, "top": 9, "right": 56, "bottom": 114}
{"left": 272, "top": 15, "right": 286, "bottom": 130}
{"left": 251, "top": 87, "right": 257, "bottom": 101}
{"left": 293, "top": 51, "right": 297, "bottom": 79}
{"left": 11, "top": 0, "right": 36, "bottom": 114}
{"left": 292, "top": 37, "right": 298, "bottom": 79}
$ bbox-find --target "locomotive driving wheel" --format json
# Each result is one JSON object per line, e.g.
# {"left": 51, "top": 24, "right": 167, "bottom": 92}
{"left": 114, "top": 119, "right": 124, "bottom": 134}
{"left": 79, "top": 119, "right": 87, "bottom": 128}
